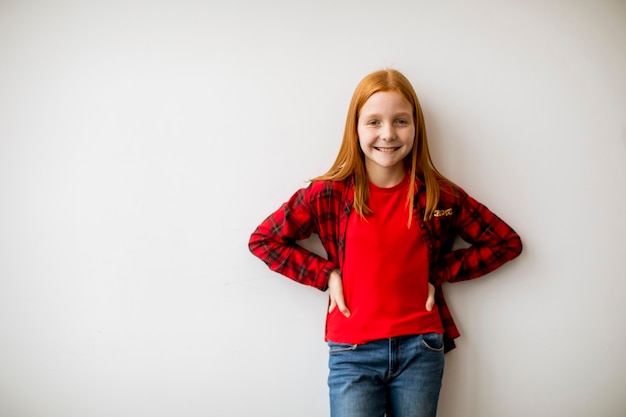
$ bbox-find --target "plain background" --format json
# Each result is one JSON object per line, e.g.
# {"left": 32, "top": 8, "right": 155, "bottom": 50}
{"left": 1, "top": 1, "right": 625, "bottom": 416}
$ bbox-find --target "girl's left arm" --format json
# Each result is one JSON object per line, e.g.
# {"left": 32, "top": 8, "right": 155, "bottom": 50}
{"left": 429, "top": 189, "right": 522, "bottom": 286}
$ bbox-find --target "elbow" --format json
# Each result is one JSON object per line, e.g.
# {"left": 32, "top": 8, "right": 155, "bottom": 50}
{"left": 248, "top": 229, "right": 265, "bottom": 257}
{"left": 509, "top": 233, "right": 523, "bottom": 259}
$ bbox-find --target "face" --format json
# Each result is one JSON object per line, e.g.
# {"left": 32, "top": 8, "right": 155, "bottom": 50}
{"left": 357, "top": 90, "right": 415, "bottom": 186}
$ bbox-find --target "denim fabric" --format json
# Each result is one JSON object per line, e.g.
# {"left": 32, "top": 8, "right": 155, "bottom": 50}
{"left": 328, "top": 333, "right": 444, "bottom": 417}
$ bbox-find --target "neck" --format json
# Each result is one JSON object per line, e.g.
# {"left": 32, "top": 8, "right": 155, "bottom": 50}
{"left": 366, "top": 164, "right": 406, "bottom": 188}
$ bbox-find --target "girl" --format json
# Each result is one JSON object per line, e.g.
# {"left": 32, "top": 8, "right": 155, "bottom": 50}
{"left": 248, "top": 69, "right": 522, "bottom": 417}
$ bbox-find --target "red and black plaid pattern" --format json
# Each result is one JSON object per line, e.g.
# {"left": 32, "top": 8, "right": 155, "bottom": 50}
{"left": 249, "top": 176, "right": 522, "bottom": 352}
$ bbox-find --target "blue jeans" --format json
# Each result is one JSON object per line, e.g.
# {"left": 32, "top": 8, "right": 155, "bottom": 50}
{"left": 328, "top": 333, "right": 444, "bottom": 417}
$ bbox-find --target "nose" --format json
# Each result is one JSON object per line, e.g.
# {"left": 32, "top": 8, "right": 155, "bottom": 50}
{"left": 380, "top": 123, "right": 395, "bottom": 141}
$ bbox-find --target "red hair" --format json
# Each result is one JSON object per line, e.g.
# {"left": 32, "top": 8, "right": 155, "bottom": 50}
{"left": 314, "top": 69, "right": 454, "bottom": 226}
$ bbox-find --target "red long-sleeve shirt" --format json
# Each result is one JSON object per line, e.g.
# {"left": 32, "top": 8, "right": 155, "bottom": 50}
{"left": 249, "top": 175, "right": 522, "bottom": 352}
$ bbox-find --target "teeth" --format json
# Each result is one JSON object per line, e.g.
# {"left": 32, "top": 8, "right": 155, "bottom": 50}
{"left": 375, "top": 147, "right": 397, "bottom": 153}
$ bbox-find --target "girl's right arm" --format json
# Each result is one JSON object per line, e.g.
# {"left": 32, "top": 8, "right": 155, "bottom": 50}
{"left": 248, "top": 185, "right": 338, "bottom": 291}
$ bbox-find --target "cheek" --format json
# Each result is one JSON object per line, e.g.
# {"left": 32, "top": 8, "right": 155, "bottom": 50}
{"left": 403, "top": 136, "right": 416, "bottom": 158}
{"left": 356, "top": 126, "right": 364, "bottom": 140}
{"left": 356, "top": 128, "right": 367, "bottom": 147}
{"left": 357, "top": 137, "right": 366, "bottom": 153}
{"left": 406, "top": 130, "right": 416, "bottom": 147}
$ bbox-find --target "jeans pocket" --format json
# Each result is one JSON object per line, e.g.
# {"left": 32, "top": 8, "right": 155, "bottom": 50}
{"left": 421, "top": 333, "right": 444, "bottom": 353}
{"left": 328, "top": 341, "right": 358, "bottom": 354}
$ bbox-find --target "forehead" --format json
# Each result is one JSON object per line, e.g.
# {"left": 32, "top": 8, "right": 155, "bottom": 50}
{"left": 360, "top": 90, "right": 413, "bottom": 114}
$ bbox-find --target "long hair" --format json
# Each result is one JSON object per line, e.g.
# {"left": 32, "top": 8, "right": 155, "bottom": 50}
{"left": 313, "top": 69, "right": 452, "bottom": 226}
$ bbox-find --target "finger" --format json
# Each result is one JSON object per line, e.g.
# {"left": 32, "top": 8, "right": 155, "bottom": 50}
{"left": 328, "top": 270, "right": 350, "bottom": 317}
{"left": 328, "top": 298, "right": 336, "bottom": 313}
{"left": 334, "top": 291, "right": 351, "bottom": 317}
{"left": 330, "top": 285, "right": 350, "bottom": 317}
{"left": 425, "top": 283, "right": 435, "bottom": 312}
{"left": 425, "top": 295, "right": 435, "bottom": 312}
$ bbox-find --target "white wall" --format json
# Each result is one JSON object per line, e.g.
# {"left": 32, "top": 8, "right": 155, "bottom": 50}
{"left": 1, "top": 1, "right": 625, "bottom": 416}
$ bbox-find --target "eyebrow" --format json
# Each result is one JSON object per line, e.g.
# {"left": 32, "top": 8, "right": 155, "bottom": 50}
{"left": 360, "top": 112, "right": 413, "bottom": 119}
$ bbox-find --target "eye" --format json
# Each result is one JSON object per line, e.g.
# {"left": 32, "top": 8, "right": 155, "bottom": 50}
{"left": 395, "top": 118, "right": 409, "bottom": 125}
{"left": 366, "top": 120, "right": 380, "bottom": 126}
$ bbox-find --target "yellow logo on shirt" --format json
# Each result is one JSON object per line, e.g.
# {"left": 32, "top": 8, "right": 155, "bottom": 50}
{"left": 433, "top": 208, "right": 453, "bottom": 217}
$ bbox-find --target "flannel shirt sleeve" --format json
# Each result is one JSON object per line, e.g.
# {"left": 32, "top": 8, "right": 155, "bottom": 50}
{"left": 248, "top": 185, "right": 336, "bottom": 291}
{"left": 429, "top": 188, "right": 522, "bottom": 286}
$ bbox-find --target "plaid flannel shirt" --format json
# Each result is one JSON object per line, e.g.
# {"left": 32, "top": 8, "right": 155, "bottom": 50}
{"left": 249, "top": 176, "right": 522, "bottom": 352}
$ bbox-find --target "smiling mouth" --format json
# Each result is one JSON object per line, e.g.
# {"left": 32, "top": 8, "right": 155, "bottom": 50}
{"left": 374, "top": 147, "right": 400, "bottom": 153}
